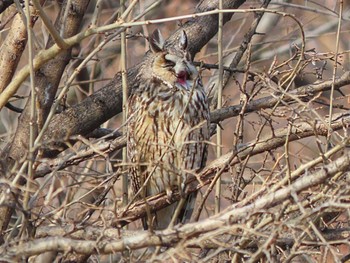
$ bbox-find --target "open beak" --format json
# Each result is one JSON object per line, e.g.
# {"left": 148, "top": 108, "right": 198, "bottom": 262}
{"left": 176, "top": 71, "right": 190, "bottom": 89}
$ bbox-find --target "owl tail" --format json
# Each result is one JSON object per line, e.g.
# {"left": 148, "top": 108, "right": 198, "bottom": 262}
{"left": 143, "top": 192, "right": 197, "bottom": 230}
{"left": 179, "top": 191, "right": 197, "bottom": 224}
{"left": 142, "top": 202, "right": 178, "bottom": 230}
{"left": 155, "top": 202, "right": 178, "bottom": 229}
{"left": 142, "top": 192, "right": 197, "bottom": 230}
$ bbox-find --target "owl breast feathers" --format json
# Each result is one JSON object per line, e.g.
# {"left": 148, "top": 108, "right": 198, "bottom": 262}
{"left": 127, "top": 29, "right": 210, "bottom": 229}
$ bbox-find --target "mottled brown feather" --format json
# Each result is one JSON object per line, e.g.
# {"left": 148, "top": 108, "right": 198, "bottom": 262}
{"left": 127, "top": 30, "right": 210, "bottom": 229}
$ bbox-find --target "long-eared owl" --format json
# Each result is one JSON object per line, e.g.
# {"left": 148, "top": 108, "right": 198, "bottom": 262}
{"left": 127, "top": 29, "right": 210, "bottom": 229}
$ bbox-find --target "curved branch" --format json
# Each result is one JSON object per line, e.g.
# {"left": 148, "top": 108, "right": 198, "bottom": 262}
{"left": 33, "top": 69, "right": 350, "bottom": 177}
{"left": 4, "top": 149, "right": 350, "bottom": 258}
{"left": 210, "top": 71, "right": 350, "bottom": 123}
{"left": 114, "top": 113, "right": 350, "bottom": 225}
{"left": 35, "top": 0, "right": 247, "bottom": 155}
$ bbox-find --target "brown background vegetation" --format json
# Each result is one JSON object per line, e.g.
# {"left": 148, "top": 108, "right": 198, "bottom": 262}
{"left": 0, "top": 0, "right": 349, "bottom": 262}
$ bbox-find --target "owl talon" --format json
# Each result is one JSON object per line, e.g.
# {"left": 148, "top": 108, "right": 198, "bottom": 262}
{"left": 180, "top": 182, "right": 187, "bottom": 198}
{"left": 166, "top": 189, "right": 173, "bottom": 203}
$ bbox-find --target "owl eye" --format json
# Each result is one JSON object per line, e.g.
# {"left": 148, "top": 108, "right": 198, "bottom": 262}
{"left": 163, "top": 59, "right": 175, "bottom": 68}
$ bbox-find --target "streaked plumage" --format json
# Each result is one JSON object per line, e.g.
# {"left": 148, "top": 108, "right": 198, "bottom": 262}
{"left": 127, "top": 30, "right": 209, "bottom": 229}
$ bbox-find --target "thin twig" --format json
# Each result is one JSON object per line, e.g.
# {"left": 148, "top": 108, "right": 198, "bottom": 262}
{"left": 327, "top": 0, "right": 343, "bottom": 149}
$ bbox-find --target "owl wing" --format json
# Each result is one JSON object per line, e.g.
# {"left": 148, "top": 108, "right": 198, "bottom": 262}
{"left": 179, "top": 111, "right": 210, "bottom": 224}
{"left": 127, "top": 90, "right": 147, "bottom": 198}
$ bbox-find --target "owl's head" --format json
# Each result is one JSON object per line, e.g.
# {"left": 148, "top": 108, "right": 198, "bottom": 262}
{"left": 149, "top": 29, "right": 200, "bottom": 90}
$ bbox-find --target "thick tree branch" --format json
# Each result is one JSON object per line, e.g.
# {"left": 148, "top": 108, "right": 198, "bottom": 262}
{"left": 114, "top": 113, "right": 350, "bottom": 225}
{"left": 4, "top": 149, "right": 350, "bottom": 258}
{"left": 0, "top": 0, "right": 91, "bottom": 242}
{"left": 36, "top": 0, "right": 247, "bottom": 155}
{"left": 210, "top": 71, "right": 350, "bottom": 123}
{"left": 35, "top": 135, "right": 126, "bottom": 178}
{"left": 0, "top": 1, "right": 44, "bottom": 94}
{"left": 33, "top": 69, "right": 350, "bottom": 177}
{"left": 7, "top": 0, "right": 91, "bottom": 161}
{"left": 0, "top": 0, "right": 45, "bottom": 238}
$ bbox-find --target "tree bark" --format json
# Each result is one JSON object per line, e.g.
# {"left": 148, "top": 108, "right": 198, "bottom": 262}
{"left": 7, "top": 0, "right": 91, "bottom": 161}
{"left": 31, "top": 0, "right": 247, "bottom": 156}
{"left": 0, "top": 0, "right": 90, "bottom": 241}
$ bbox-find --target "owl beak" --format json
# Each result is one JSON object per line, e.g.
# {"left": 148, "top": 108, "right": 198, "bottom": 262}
{"left": 176, "top": 71, "right": 190, "bottom": 89}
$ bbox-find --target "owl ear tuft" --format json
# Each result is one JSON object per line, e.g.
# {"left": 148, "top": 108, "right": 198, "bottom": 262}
{"left": 179, "top": 30, "right": 188, "bottom": 51}
{"left": 149, "top": 29, "right": 164, "bottom": 53}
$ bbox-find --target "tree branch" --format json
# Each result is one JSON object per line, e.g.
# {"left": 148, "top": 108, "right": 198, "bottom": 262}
{"left": 34, "top": 0, "right": 247, "bottom": 156}
{"left": 4, "top": 149, "right": 350, "bottom": 258}
{"left": 114, "top": 113, "right": 350, "bottom": 225}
